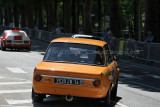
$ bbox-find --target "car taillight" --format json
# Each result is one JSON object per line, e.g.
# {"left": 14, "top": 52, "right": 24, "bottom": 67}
{"left": 7, "top": 40, "right": 12, "bottom": 43}
{"left": 24, "top": 41, "right": 29, "bottom": 43}
{"left": 93, "top": 79, "right": 101, "bottom": 87}
{"left": 34, "top": 74, "right": 42, "bottom": 82}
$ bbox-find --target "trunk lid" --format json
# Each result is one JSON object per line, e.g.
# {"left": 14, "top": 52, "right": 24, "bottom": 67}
{"left": 36, "top": 61, "right": 107, "bottom": 75}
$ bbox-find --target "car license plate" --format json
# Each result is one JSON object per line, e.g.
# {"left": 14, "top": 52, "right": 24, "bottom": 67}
{"left": 54, "top": 78, "right": 80, "bottom": 85}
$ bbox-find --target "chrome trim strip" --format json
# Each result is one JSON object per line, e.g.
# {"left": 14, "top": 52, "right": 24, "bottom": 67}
{"left": 41, "top": 75, "right": 95, "bottom": 81}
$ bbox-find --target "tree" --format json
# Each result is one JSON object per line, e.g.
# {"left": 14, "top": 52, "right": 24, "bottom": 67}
{"left": 134, "top": 0, "right": 141, "bottom": 41}
{"left": 46, "top": 0, "right": 56, "bottom": 31}
{"left": 37, "top": 0, "right": 44, "bottom": 30}
{"left": 27, "top": 5, "right": 34, "bottom": 28}
{"left": 13, "top": 1, "right": 19, "bottom": 27}
{"left": 110, "top": 0, "right": 121, "bottom": 38}
{"left": 63, "top": 0, "right": 71, "bottom": 33}
{"left": 145, "top": 0, "right": 159, "bottom": 42}
{"left": 84, "top": 0, "right": 93, "bottom": 35}
{"left": 72, "top": 0, "right": 78, "bottom": 33}
{"left": 97, "top": 0, "right": 104, "bottom": 32}
{"left": 0, "top": 7, "right": 3, "bottom": 25}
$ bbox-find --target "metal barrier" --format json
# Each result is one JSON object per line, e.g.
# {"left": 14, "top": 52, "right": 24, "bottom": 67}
{"left": 122, "top": 39, "right": 160, "bottom": 63}
{"left": 0, "top": 25, "right": 160, "bottom": 63}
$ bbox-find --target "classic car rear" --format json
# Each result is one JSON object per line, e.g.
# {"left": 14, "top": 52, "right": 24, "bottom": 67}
{"left": 0, "top": 30, "right": 31, "bottom": 51}
{"left": 32, "top": 38, "right": 119, "bottom": 104}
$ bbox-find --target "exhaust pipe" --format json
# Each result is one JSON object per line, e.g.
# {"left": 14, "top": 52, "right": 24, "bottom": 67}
{"left": 65, "top": 95, "right": 74, "bottom": 102}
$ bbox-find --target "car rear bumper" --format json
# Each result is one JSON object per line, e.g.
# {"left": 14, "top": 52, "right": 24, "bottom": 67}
{"left": 5, "top": 44, "right": 31, "bottom": 48}
{"left": 33, "top": 84, "right": 107, "bottom": 98}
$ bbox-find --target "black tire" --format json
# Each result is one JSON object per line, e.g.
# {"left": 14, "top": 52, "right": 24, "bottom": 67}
{"left": 111, "top": 79, "right": 118, "bottom": 100}
{"left": 103, "top": 85, "right": 111, "bottom": 105}
{"left": 1, "top": 43, "right": 6, "bottom": 51}
{"left": 32, "top": 87, "right": 45, "bottom": 103}
{"left": 28, "top": 48, "right": 31, "bottom": 52}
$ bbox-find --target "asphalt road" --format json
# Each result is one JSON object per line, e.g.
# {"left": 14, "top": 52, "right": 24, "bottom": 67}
{"left": 0, "top": 39, "right": 160, "bottom": 107}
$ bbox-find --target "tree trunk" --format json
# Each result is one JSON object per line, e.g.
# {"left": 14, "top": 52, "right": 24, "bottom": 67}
{"left": 0, "top": 7, "right": 3, "bottom": 25}
{"left": 46, "top": 0, "right": 55, "bottom": 31}
{"left": 13, "top": 6, "right": 19, "bottom": 27}
{"left": 145, "top": 0, "right": 159, "bottom": 42}
{"left": 63, "top": 0, "right": 71, "bottom": 33}
{"left": 27, "top": 5, "right": 34, "bottom": 29}
{"left": 37, "top": 0, "right": 44, "bottom": 30}
{"left": 72, "top": 0, "right": 78, "bottom": 33}
{"left": 134, "top": 0, "right": 141, "bottom": 41}
{"left": 55, "top": 0, "right": 58, "bottom": 26}
{"left": 4, "top": 8, "right": 9, "bottom": 26}
{"left": 77, "top": 0, "right": 80, "bottom": 32}
{"left": 84, "top": 0, "right": 93, "bottom": 35}
{"left": 110, "top": 0, "right": 121, "bottom": 38}
{"left": 98, "top": 0, "right": 104, "bottom": 32}
{"left": 21, "top": 6, "right": 26, "bottom": 28}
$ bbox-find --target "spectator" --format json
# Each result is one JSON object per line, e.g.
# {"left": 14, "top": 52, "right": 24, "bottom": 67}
{"left": 78, "top": 28, "right": 84, "bottom": 34}
{"left": 103, "top": 28, "right": 112, "bottom": 41}
{"left": 107, "top": 32, "right": 116, "bottom": 53}
{"left": 145, "top": 31, "right": 154, "bottom": 42}
{"left": 55, "top": 26, "right": 61, "bottom": 33}
{"left": 9, "top": 22, "right": 13, "bottom": 27}
{"left": 34, "top": 26, "right": 38, "bottom": 31}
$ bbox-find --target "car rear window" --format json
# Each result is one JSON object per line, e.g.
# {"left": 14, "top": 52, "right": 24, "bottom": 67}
{"left": 7, "top": 32, "right": 27, "bottom": 37}
{"left": 44, "top": 42, "right": 105, "bottom": 66}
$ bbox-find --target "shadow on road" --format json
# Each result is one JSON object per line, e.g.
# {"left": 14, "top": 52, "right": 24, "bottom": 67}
{"left": 32, "top": 96, "right": 122, "bottom": 107}
{"left": 119, "top": 60, "right": 160, "bottom": 93}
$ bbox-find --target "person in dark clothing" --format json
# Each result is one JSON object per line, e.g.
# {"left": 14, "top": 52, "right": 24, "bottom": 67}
{"left": 145, "top": 31, "right": 154, "bottom": 43}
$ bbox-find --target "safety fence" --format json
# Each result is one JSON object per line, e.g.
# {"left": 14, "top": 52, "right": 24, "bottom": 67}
{"left": 0, "top": 26, "right": 160, "bottom": 64}
{"left": 122, "top": 39, "right": 160, "bottom": 63}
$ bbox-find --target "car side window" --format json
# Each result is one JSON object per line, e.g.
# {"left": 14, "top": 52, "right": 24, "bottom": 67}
{"left": 105, "top": 44, "right": 113, "bottom": 65}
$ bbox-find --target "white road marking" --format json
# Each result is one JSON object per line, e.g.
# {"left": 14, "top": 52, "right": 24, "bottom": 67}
{"left": 6, "top": 67, "right": 27, "bottom": 73}
{"left": 0, "top": 89, "right": 31, "bottom": 94}
{"left": 7, "top": 77, "right": 29, "bottom": 81}
{"left": 0, "top": 81, "right": 32, "bottom": 85}
{"left": 0, "top": 105, "right": 30, "bottom": 107}
{"left": 0, "top": 76, "right": 4, "bottom": 79}
{"left": 6, "top": 99, "right": 32, "bottom": 105}
{"left": 111, "top": 101, "right": 128, "bottom": 107}
{"left": 0, "top": 76, "right": 29, "bottom": 81}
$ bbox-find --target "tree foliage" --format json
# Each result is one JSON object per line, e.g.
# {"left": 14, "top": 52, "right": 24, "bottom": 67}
{"left": 0, "top": 0, "right": 160, "bottom": 42}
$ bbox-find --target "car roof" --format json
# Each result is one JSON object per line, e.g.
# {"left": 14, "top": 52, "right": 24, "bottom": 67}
{"left": 72, "top": 34, "right": 100, "bottom": 38}
{"left": 51, "top": 37, "right": 107, "bottom": 47}
{"left": 4, "top": 30, "right": 25, "bottom": 33}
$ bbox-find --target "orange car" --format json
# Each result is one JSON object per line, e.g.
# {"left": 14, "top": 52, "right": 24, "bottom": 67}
{"left": 32, "top": 38, "right": 120, "bottom": 104}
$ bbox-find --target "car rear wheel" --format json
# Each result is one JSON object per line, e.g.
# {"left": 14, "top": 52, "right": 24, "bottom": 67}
{"left": 32, "top": 87, "right": 46, "bottom": 103}
{"left": 1, "top": 43, "right": 6, "bottom": 51}
{"left": 27, "top": 48, "right": 31, "bottom": 52}
{"left": 102, "top": 85, "right": 111, "bottom": 105}
{"left": 111, "top": 79, "right": 118, "bottom": 100}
